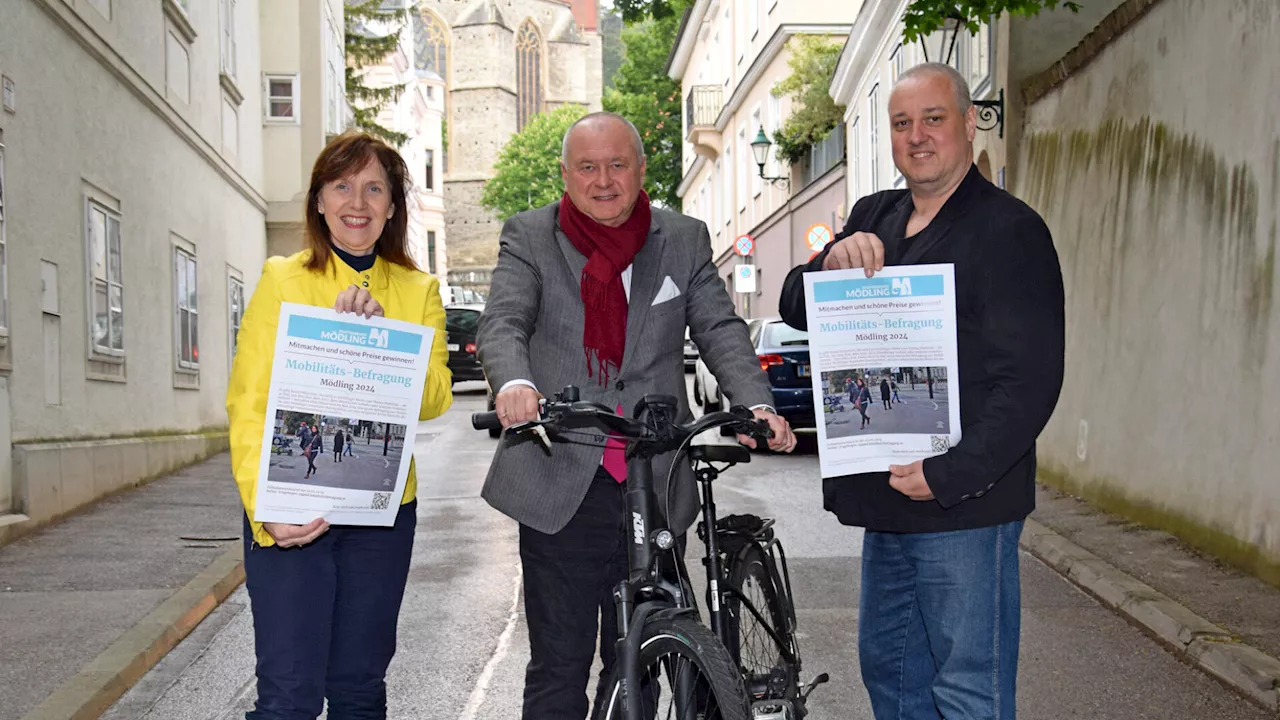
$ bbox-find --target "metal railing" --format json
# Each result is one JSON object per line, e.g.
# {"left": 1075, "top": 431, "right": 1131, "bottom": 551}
{"left": 802, "top": 130, "right": 846, "bottom": 188}
{"left": 685, "top": 85, "right": 723, "bottom": 132}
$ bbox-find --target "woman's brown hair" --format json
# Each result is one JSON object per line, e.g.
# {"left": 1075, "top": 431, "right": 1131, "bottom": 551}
{"left": 303, "top": 132, "right": 418, "bottom": 272}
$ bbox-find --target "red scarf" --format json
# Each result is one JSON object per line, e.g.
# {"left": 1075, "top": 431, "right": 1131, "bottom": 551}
{"left": 558, "top": 190, "right": 652, "bottom": 385}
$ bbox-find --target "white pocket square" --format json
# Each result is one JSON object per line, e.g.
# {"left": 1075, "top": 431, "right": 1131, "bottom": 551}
{"left": 652, "top": 275, "right": 682, "bottom": 306}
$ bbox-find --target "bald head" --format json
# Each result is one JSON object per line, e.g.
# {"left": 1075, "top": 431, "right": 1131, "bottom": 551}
{"left": 561, "top": 112, "right": 646, "bottom": 165}
{"left": 892, "top": 62, "right": 972, "bottom": 114}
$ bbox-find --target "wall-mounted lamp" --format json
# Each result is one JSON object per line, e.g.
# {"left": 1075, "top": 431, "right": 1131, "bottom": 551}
{"left": 973, "top": 88, "right": 1005, "bottom": 138}
{"left": 750, "top": 127, "right": 791, "bottom": 191}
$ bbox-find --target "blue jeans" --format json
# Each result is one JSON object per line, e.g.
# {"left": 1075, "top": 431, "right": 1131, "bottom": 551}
{"left": 243, "top": 501, "right": 416, "bottom": 720}
{"left": 858, "top": 520, "right": 1023, "bottom": 720}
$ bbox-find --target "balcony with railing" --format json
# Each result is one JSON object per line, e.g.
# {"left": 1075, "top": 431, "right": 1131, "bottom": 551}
{"left": 801, "top": 129, "right": 846, "bottom": 188}
{"left": 684, "top": 85, "right": 724, "bottom": 159}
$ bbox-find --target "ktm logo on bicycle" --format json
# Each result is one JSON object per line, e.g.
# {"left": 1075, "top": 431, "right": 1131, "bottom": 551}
{"left": 632, "top": 511, "right": 645, "bottom": 545}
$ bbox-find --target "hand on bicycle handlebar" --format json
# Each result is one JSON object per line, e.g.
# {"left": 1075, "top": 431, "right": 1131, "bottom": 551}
{"left": 495, "top": 384, "right": 543, "bottom": 428}
{"left": 737, "top": 408, "right": 797, "bottom": 453}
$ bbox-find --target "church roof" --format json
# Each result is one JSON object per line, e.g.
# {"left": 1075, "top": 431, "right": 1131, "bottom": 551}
{"left": 456, "top": 0, "right": 510, "bottom": 30}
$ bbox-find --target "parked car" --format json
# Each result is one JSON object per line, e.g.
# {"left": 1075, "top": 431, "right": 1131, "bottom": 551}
{"left": 683, "top": 328, "right": 699, "bottom": 372}
{"left": 444, "top": 304, "right": 485, "bottom": 385}
{"left": 693, "top": 317, "right": 813, "bottom": 432}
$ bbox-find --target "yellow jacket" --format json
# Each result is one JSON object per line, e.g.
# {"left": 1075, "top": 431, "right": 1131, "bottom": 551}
{"left": 227, "top": 250, "right": 453, "bottom": 547}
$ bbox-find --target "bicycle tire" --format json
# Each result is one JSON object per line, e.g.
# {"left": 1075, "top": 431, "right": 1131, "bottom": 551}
{"left": 597, "top": 613, "right": 751, "bottom": 720}
{"left": 725, "top": 542, "right": 801, "bottom": 707}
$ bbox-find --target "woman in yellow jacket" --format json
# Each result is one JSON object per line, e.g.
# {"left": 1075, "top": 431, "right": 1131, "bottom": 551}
{"left": 226, "top": 132, "right": 452, "bottom": 719}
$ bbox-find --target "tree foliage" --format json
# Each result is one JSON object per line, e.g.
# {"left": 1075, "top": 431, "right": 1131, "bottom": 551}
{"left": 770, "top": 37, "right": 846, "bottom": 166}
{"left": 481, "top": 105, "right": 589, "bottom": 221}
{"left": 601, "top": 6, "right": 688, "bottom": 209}
{"left": 612, "top": 0, "right": 683, "bottom": 23}
{"left": 902, "top": 0, "right": 1080, "bottom": 64}
{"left": 345, "top": 0, "right": 409, "bottom": 146}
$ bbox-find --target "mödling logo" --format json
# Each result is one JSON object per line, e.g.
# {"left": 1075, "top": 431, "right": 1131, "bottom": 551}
{"left": 891, "top": 277, "right": 913, "bottom": 296}
{"left": 368, "top": 328, "right": 389, "bottom": 349}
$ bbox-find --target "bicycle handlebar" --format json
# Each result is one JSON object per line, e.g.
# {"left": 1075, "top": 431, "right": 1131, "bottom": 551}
{"left": 471, "top": 388, "right": 773, "bottom": 454}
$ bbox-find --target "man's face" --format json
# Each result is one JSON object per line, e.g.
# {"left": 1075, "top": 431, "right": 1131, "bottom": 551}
{"left": 561, "top": 119, "right": 647, "bottom": 227}
{"left": 888, "top": 72, "right": 976, "bottom": 193}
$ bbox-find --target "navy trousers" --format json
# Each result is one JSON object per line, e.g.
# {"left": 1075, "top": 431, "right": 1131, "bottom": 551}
{"left": 243, "top": 500, "right": 416, "bottom": 720}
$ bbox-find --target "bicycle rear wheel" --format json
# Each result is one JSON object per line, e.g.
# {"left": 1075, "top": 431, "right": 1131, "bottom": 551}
{"left": 597, "top": 613, "right": 750, "bottom": 720}
{"left": 725, "top": 542, "right": 801, "bottom": 712}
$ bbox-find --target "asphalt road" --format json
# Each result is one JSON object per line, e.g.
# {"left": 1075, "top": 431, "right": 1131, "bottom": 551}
{"left": 825, "top": 387, "right": 950, "bottom": 439}
{"left": 102, "top": 380, "right": 1270, "bottom": 720}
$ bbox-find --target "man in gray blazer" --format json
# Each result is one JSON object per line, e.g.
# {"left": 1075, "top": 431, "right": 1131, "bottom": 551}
{"left": 477, "top": 111, "right": 796, "bottom": 720}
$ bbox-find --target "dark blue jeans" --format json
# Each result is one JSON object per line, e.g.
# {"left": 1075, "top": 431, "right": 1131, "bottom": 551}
{"left": 243, "top": 500, "right": 416, "bottom": 720}
{"left": 858, "top": 520, "right": 1023, "bottom": 720}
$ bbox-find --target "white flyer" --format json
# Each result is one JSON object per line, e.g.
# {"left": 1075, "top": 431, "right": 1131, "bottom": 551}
{"left": 254, "top": 302, "right": 434, "bottom": 526}
{"left": 802, "top": 265, "right": 961, "bottom": 478}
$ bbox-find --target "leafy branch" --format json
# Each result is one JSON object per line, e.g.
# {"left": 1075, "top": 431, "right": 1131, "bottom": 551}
{"left": 902, "top": 0, "right": 1081, "bottom": 64}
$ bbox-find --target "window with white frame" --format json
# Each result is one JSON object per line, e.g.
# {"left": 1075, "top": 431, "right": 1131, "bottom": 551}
{"left": 868, "top": 85, "right": 879, "bottom": 193}
{"left": 767, "top": 90, "right": 780, "bottom": 179}
{"left": 721, "top": 146, "right": 732, "bottom": 228}
{"left": 713, "top": 161, "right": 723, "bottom": 233}
{"left": 0, "top": 138, "right": 7, "bottom": 333}
{"left": 968, "top": 21, "right": 992, "bottom": 95}
{"left": 265, "top": 75, "right": 299, "bottom": 122}
{"left": 751, "top": 109, "right": 762, "bottom": 197}
{"left": 425, "top": 149, "right": 435, "bottom": 191}
{"left": 737, "top": 125, "right": 747, "bottom": 212}
{"left": 87, "top": 201, "right": 124, "bottom": 356}
{"left": 850, "top": 117, "right": 860, "bottom": 200}
{"left": 324, "top": 13, "right": 344, "bottom": 134}
{"left": 228, "top": 273, "right": 244, "bottom": 362}
{"left": 174, "top": 246, "right": 199, "bottom": 370}
{"left": 890, "top": 44, "right": 903, "bottom": 84}
{"left": 699, "top": 184, "right": 710, "bottom": 228}
{"left": 166, "top": 29, "right": 191, "bottom": 104}
{"left": 427, "top": 231, "right": 437, "bottom": 274}
{"left": 220, "top": 0, "right": 237, "bottom": 80}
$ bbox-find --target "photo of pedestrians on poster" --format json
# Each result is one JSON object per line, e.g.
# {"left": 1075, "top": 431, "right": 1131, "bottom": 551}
{"left": 267, "top": 409, "right": 407, "bottom": 493}
{"left": 819, "top": 367, "right": 949, "bottom": 440}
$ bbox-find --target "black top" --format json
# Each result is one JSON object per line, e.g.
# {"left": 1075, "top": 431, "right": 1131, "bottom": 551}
{"left": 779, "top": 165, "right": 1066, "bottom": 534}
{"left": 331, "top": 244, "right": 377, "bottom": 272}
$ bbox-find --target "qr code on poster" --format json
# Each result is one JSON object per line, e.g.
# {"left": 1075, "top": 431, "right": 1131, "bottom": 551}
{"left": 930, "top": 436, "right": 950, "bottom": 452}
{"left": 371, "top": 492, "right": 392, "bottom": 510}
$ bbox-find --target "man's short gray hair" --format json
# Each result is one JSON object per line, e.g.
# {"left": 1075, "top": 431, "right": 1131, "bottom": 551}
{"left": 561, "top": 111, "right": 647, "bottom": 165}
{"left": 894, "top": 62, "right": 973, "bottom": 114}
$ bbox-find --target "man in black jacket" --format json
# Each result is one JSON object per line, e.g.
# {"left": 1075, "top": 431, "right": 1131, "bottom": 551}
{"left": 780, "top": 63, "right": 1065, "bottom": 719}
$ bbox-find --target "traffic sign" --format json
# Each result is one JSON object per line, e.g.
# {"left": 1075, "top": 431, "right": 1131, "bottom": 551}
{"left": 805, "top": 223, "right": 832, "bottom": 251}
{"left": 733, "top": 264, "right": 757, "bottom": 294}
{"left": 734, "top": 234, "right": 754, "bottom": 256}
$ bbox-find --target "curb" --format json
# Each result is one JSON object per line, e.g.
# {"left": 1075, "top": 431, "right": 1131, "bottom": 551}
{"left": 20, "top": 546, "right": 245, "bottom": 720}
{"left": 1021, "top": 518, "right": 1280, "bottom": 712}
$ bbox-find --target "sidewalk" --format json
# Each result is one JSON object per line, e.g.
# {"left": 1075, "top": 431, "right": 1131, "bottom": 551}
{"left": 0, "top": 453, "right": 244, "bottom": 720}
{"left": 1025, "top": 484, "right": 1280, "bottom": 711}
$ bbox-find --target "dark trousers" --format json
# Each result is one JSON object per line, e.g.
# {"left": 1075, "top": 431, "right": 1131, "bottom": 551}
{"left": 243, "top": 500, "right": 417, "bottom": 720}
{"left": 520, "top": 468, "right": 629, "bottom": 720}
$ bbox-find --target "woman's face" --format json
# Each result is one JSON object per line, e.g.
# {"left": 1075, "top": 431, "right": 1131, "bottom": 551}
{"left": 317, "top": 156, "right": 395, "bottom": 256}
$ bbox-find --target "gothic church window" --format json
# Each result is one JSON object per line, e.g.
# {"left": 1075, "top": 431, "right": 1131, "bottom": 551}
{"left": 414, "top": 10, "right": 448, "bottom": 77}
{"left": 516, "top": 20, "right": 543, "bottom": 131}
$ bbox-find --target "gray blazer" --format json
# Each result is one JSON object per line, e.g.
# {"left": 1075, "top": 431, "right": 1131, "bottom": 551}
{"left": 477, "top": 202, "right": 773, "bottom": 535}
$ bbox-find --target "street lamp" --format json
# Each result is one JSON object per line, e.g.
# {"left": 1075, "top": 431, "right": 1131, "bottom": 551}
{"left": 750, "top": 127, "right": 790, "bottom": 191}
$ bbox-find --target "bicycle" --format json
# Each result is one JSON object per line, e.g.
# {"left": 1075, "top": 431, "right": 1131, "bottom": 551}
{"left": 473, "top": 386, "right": 826, "bottom": 720}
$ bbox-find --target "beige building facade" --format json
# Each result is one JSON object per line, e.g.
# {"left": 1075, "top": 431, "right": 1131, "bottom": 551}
{"left": 668, "top": 0, "right": 854, "bottom": 318}
{"left": 0, "top": 0, "right": 346, "bottom": 544}
{"left": 410, "top": 0, "right": 603, "bottom": 294}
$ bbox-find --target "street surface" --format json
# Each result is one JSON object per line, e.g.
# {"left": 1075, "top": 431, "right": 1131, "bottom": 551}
{"left": 268, "top": 435, "right": 406, "bottom": 493}
{"left": 825, "top": 387, "right": 950, "bottom": 439}
{"left": 102, "top": 380, "right": 1270, "bottom": 720}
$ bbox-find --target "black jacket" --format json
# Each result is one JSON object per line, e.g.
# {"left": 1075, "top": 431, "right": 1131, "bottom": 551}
{"left": 780, "top": 165, "right": 1065, "bottom": 533}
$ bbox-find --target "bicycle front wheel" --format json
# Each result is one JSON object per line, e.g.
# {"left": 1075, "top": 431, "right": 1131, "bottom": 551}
{"left": 597, "top": 613, "right": 750, "bottom": 720}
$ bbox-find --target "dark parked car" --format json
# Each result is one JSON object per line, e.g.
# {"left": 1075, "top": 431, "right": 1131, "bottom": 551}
{"left": 751, "top": 318, "right": 814, "bottom": 431}
{"left": 444, "top": 304, "right": 484, "bottom": 385}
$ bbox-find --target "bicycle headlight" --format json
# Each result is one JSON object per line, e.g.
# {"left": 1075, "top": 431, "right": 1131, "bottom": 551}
{"left": 653, "top": 529, "right": 676, "bottom": 550}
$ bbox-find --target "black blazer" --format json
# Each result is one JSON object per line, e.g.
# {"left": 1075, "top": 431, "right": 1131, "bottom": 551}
{"left": 780, "top": 165, "right": 1066, "bottom": 533}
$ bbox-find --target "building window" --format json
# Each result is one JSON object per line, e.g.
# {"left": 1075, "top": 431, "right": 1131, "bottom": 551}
{"left": 228, "top": 273, "right": 244, "bottom": 362}
{"left": 414, "top": 10, "right": 449, "bottom": 77}
{"left": 712, "top": 161, "right": 722, "bottom": 233}
{"left": 174, "top": 247, "right": 199, "bottom": 370}
{"left": 890, "top": 44, "right": 903, "bottom": 83}
{"left": 0, "top": 138, "right": 7, "bottom": 332}
{"left": 751, "top": 110, "right": 763, "bottom": 198}
{"left": 427, "top": 231, "right": 437, "bottom": 274}
{"left": 868, "top": 85, "right": 879, "bottom": 193}
{"left": 324, "top": 12, "right": 344, "bottom": 135}
{"left": 166, "top": 30, "right": 190, "bottom": 104}
{"left": 721, "top": 146, "right": 732, "bottom": 229}
{"left": 850, "top": 117, "right": 860, "bottom": 201}
{"left": 969, "top": 21, "right": 992, "bottom": 95}
{"left": 516, "top": 21, "right": 544, "bottom": 131}
{"left": 220, "top": 0, "right": 237, "bottom": 80}
{"left": 265, "top": 74, "right": 299, "bottom": 122}
{"left": 425, "top": 150, "right": 435, "bottom": 191}
{"left": 87, "top": 201, "right": 124, "bottom": 356}
{"left": 748, "top": 0, "right": 759, "bottom": 38}
{"left": 737, "top": 125, "right": 747, "bottom": 212}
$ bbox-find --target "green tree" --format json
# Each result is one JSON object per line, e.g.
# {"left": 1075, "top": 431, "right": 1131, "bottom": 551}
{"left": 770, "top": 36, "right": 846, "bottom": 166}
{"left": 345, "top": 0, "right": 409, "bottom": 145}
{"left": 600, "top": 8, "right": 626, "bottom": 90}
{"left": 481, "top": 105, "right": 589, "bottom": 221}
{"left": 902, "top": 1, "right": 1080, "bottom": 64}
{"left": 601, "top": 2, "right": 689, "bottom": 208}
{"left": 613, "top": 0, "right": 683, "bottom": 23}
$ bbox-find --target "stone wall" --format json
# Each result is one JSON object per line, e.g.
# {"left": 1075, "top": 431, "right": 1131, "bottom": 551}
{"left": 1014, "top": 0, "right": 1280, "bottom": 582}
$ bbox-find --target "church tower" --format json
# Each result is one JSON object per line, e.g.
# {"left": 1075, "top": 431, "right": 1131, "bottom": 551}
{"left": 412, "top": 0, "right": 603, "bottom": 295}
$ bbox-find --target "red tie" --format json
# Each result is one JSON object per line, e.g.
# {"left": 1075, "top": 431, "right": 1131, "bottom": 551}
{"left": 602, "top": 404, "right": 627, "bottom": 482}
